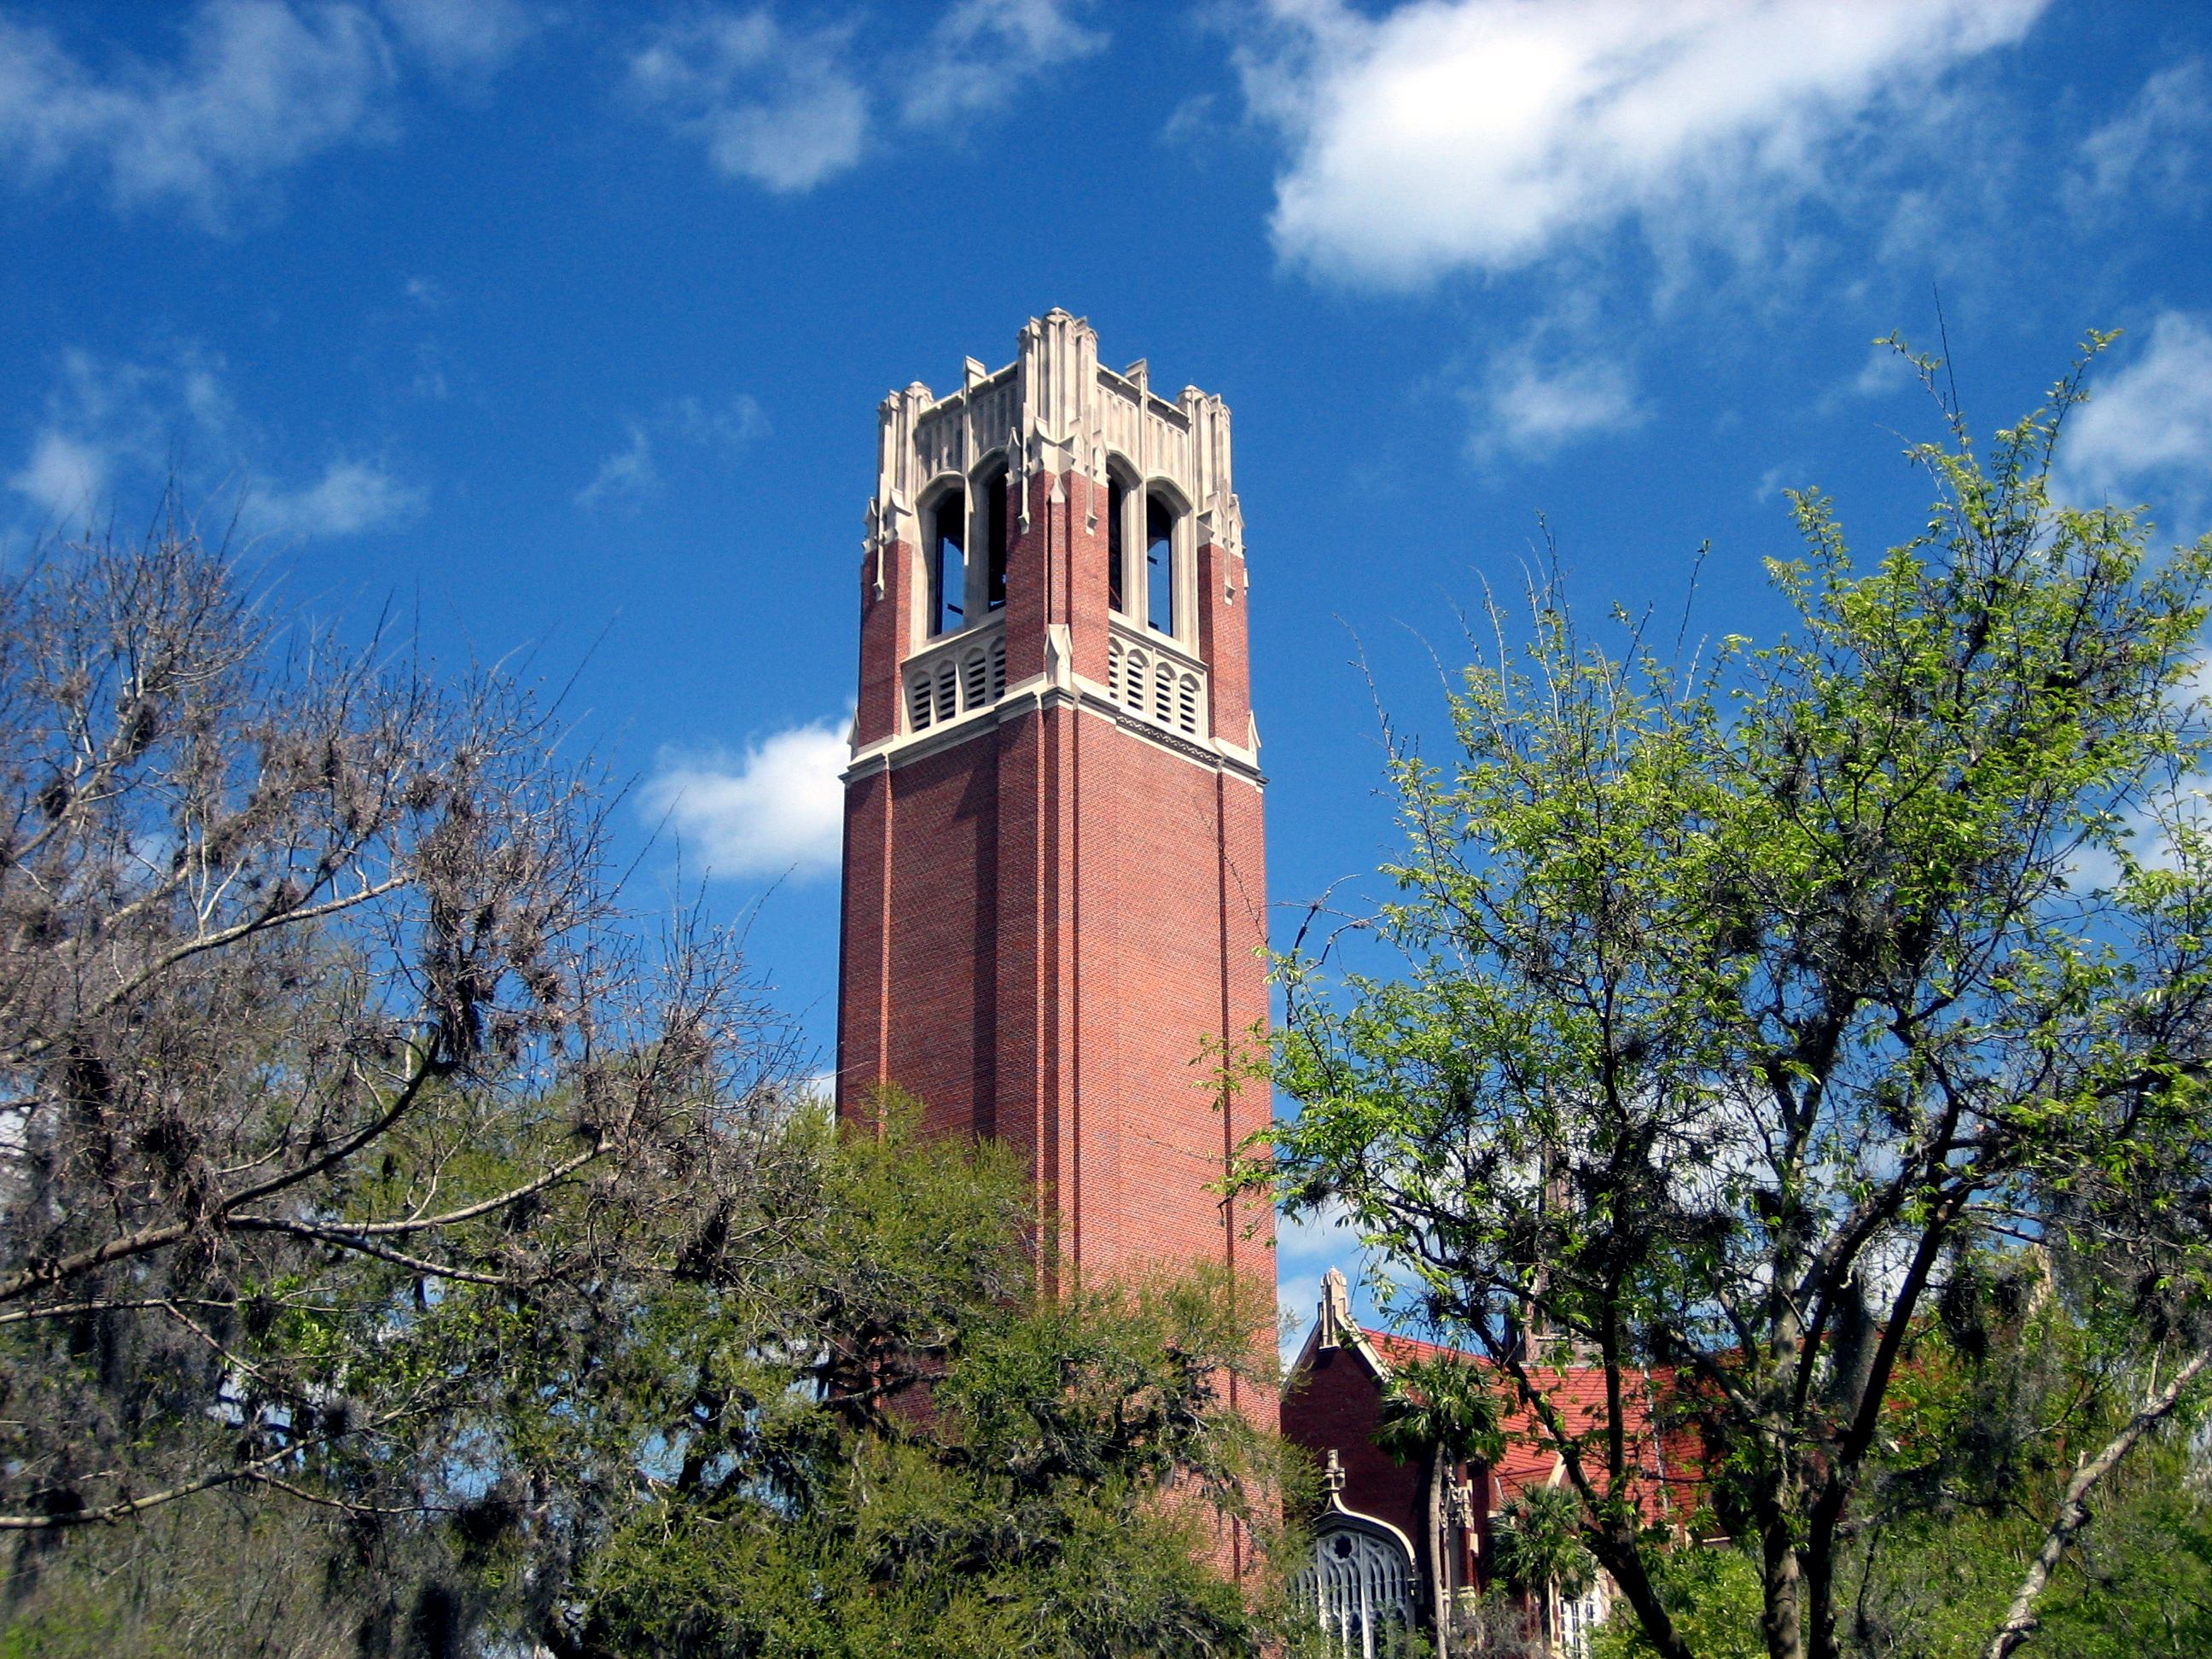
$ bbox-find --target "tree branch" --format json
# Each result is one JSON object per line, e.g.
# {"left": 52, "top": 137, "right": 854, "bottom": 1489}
{"left": 1984, "top": 1344, "right": 2212, "bottom": 1659}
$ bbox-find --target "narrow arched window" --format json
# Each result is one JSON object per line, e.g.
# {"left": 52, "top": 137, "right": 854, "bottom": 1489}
{"left": 1107, "top": 477, "right": 1126, "bottom": 614}
{"left": 983, "top": 469, "right": 1009, "bottom": 613}
{"left": 929, "top": 488, "right": 966, "bottom": 637}
{"left": 1146, "top": 492, "right": 1174, "bottom": 638}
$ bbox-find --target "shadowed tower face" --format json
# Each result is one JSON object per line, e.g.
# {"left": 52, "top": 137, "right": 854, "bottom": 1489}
{"left": 836, "top": 310, "right": 1272, "bottom": 1303}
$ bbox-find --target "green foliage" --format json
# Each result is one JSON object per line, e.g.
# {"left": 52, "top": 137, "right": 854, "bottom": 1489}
{"left": 1492, "top": 1487, "right": 1598, "bottom": 1602}
{"left": 558, "top": 1109, "right": 1290, "bottom": 1659}
{"left": 1590, "top": 1548, "right": 1765, "bottom": 1659}
{"left": 1248, "top": 334, "right": 2212, "bottom": 1659}
{"left": 1, "top": 1099, "right": 1289, "bottom": 1658}
{"left": 1376, "top": 1354, "right": 1506, "bottom": 1469}
{"left": 1586, "top": 1429, "right": 2212, "bottom": 1659}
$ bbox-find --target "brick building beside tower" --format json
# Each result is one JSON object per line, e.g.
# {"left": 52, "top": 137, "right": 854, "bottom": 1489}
{"left": 835, "top": 311, "right": 1272, "bottom": 1353}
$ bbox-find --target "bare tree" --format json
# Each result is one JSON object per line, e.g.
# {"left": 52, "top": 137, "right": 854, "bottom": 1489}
{"left": 0, "top": 509, "right": 802, "bottom": 1539}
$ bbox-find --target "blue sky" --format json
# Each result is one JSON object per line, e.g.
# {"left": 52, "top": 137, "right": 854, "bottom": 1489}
{"left": 5, "top": 0, "right": 2211, "bottom": 1344}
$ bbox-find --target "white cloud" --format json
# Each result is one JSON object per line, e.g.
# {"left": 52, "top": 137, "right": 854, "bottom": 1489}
{"left": 8, "top": 431, "right": 110, "bottom": 521}
{"left": 629, "top": 1, "right": 1100, "bottom": 192}
{"left": 7, "top": 345, "right": 420, "bottom": 538}
{"left": 576, "top": 395, "right": 769, "bottom": 510}
{"left": 0, "top": 2, "right": 392, "bottom": 222}
{"left": 377, "top": 0, "right": 537, "bottom": 78}
{"left": 898, "top": 0, "right": 1104, "bottom": 127}
{"left": 627, "top": 10, "right": 869, "bottom": 193}
{"left": 1241, "top": 0, "right": 2048, "bottom": 289}
{"left": 2067, "top": 59, "right": 2209, "bottom": 208}
{"left": 0, "top": 1, "right": 533, "bottom": 223}
{"left": 254, "top": 458, "right": 426, "bottom": 535}
{"left": 577, "top": 419, "right": 658, "bottom": 509}
{"left": 1471, "top": 346, "right": 1644, "bottom": 459}
{"left": 1809, "top": 340, "right": 1920, "bottom": 415}
{"left": 2055, "top": 311, "right": 2212, "bottom": 528}
{"left": 667, "top": 393, "right": 771, "bottom": 455}
{"left": 642, "top": 722, "right": 849, "bottom": 882}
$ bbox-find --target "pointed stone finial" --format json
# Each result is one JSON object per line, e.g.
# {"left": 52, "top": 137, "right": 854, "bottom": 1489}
{"left": 1318, "top": 1266, "right": 1353, "bottom": 1349}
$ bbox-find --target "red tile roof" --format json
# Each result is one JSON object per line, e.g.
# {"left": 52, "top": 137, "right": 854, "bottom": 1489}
{"left": 1359, "top": 1329, "right": 1704, "bottom": 1524}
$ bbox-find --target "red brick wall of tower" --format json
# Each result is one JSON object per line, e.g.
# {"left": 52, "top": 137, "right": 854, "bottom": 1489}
{"left": 836, "top": 344, "right": 1272, "bottom": 1427}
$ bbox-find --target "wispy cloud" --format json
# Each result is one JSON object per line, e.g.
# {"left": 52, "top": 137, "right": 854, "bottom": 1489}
{"left": 626, "top": 9, "right": 867, "bottom": 193}
{"left": 642, "top": 720, "right": 848, "bottom": 882}
{"left": 0, "top": 1, "right": 533, "bottom": 224}
{"left": 7, "top": 345, "right": 422, "bottom": 538}
{"left": 1470, "top": 346, "right": 1645, "bottom": 460}
{"left": 2055, "top": 311, "right": 2212, "bottom": 532}
{"left": 1239, "top": 0, "right": 2048, "bottom": 289}
{"left": 379, "top": 0, "right": 538, "bottom": 79}
{"left": 628, "top": 0, "right": 1101, "bottom": 193}
{"left": 253, "top": 458, "right": 425, "bottom": 535}
{"left": 896, "top": 0, "right": 1104, "bottom": 127}
{"left": 576, "top": 394, "right": 769, "bottom": 510}
{"left": 2066, "top": 59, "right": 2209, "bottom": 211}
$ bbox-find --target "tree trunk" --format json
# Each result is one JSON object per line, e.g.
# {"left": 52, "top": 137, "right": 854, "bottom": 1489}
{"left": 1985, "top": 1345, "right": 2211, "bottom": 1659}
{"left": 1761, "top": 1511, "right": 1806, "bottom": 1659}
{"left": 1432, "top": 1442, "right": 1452, "bottom": 1659}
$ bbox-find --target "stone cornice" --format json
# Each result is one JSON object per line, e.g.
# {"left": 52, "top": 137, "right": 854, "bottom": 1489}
{"left": 842, "top": 678, "right": 1266, "bottom": 788}
{"left": 862, "top": 310, "right": 1244, "bottom": 574}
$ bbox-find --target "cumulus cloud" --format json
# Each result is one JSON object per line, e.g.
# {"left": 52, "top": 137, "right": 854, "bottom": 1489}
{"left": 1241, "top": 0, "right": 2048, "bottom": 289}
{"left": 7, "top": 345, "right": 421, "bottom": 538}
{"left": 576, "top": 394, "right": 769, "bottom": 510}
{"left": 2054, "top": 312, "right": 2212, "bottom": 528}
{"left": 629, "top": 0, "right": 1100, "bottom": 192}
{"left": 642, "top": 721, "right": 848, "bottom": 882}
{"left": 0, "top": 1, "right": 530, "bottom": 223}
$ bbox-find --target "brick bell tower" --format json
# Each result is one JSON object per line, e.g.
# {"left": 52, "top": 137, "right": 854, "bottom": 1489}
{"left": 836, "top": 310, "right": 1272, "bottom": 1309}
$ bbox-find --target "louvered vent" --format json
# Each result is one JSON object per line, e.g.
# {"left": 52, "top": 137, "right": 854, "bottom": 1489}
{"left": 962, "top": 650, "right": 987, "bottom": 710}
{"left": 989, "top": 636, "right": 1006, "bottom": 701}
{"left": 910, "top": 674, "right": 934, "bottom": 731}
{"left": 1177, "top": 674, "right": 1199, "bottom": 734}
{"left": 935, "top": 662, "right": 958, "bottom": 724}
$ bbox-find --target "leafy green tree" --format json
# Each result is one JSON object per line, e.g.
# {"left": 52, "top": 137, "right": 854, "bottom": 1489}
{"left": 1590, "top": 1547, "right": 1765, "bottom": 1659}
{"left": 1493, "top": 1487, "right": 1599, "bottom": 1620}
{"left": 1246, "top": 337, "right": 2212, "bottom": 1659}
{"left": 549, "top": 1104, "right": 1293, "bottom": 1659}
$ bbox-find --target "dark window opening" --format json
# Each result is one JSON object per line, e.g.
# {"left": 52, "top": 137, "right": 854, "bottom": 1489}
{"left": 929, "top": 489, "right": 966, "bottom": 637}
{"left": 1146, "top": 493, "right": 1174, "bottom": 637}
{"left": 1108, "top": 478, "right": 1126, "bottom": 613}
{"left": 985, "top": 470, "right": 1009, "bottom": 612}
